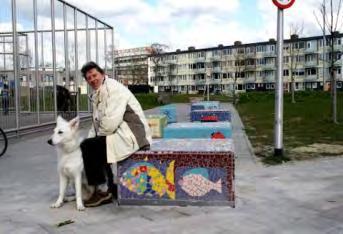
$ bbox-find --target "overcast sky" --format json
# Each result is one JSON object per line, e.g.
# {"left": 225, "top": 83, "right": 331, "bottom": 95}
{"left": 1, "top": 0, "right": 342, "bottom": 51}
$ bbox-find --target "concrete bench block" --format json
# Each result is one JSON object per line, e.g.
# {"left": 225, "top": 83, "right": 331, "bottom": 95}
{"left": 164, "top": 122, "right": 232, "bottom": 139}
{"left": 147, "top": 114, "right": 168, "bottom": 138}
{"left": 191, "top": 101, "right": 220, "bottom": 111}
{"left": 117, "top": 139, "right": 235, "bottom": 207}
{"left": 160, "top": 104, "right": 177, "bottom": 123}
{"left": 191, "top": 109, "right": 231, "bottom": 122}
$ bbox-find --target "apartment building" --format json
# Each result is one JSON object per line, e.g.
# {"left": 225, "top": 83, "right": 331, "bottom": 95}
{"left": 114, "top": 47, "right": 154, "bottom": 85}
{"left": 148, "top": 33, "right": 343, "bottom": 94}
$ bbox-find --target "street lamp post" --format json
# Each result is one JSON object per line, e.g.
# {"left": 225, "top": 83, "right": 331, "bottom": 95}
{"left": 272, "top": 0, "right": 296, "bottom": 157}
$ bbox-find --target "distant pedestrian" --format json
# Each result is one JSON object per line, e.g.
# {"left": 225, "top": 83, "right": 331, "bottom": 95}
{"left": 2, "top": 83, "right": 9, "bottom": 115}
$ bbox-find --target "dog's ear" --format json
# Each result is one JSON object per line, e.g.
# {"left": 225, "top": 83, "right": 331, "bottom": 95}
{"left": 57, "top": 115, "right": 65, "bottom": 124}
{"left": 69, "top": 116, "right": 80, "bottom": 130}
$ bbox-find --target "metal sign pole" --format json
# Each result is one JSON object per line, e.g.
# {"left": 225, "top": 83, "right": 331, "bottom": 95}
{"left": 274, "top": 8, "right": 284, "bottom": 156}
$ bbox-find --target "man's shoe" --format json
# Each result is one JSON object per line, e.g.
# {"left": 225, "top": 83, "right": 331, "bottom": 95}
{"left": 84, "top": 190, "right": 113, "bottom": 207}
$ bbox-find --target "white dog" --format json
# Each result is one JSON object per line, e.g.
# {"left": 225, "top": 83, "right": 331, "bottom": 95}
{"left": 48, "top": 116, "right": 92, "bottom": 211}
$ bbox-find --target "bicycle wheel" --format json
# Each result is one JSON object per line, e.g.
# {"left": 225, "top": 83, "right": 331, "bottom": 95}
{"left": 0, "top": 128, "right": 8, "bottom": 157}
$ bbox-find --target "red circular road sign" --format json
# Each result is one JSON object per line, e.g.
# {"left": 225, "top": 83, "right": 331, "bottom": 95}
{"left": 272, "top": 0, "right": 295, "bottom": 9}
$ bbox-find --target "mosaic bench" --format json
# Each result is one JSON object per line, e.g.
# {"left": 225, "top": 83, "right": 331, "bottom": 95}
{"left": 163, "top": 122, "right": 232, "bottom": 139}
{"left": 190, "top": 101, "right": 220, "bottom": 111}
{"left": 147, "top": 114, "right": 168, "bottom": 138}
{"left": 190, "top": 109, "right": 231, "bottom": 122}
{"left": 117, "top": 139, "right": 235, "bottom": 207}
{"left": 160, "top": 104, "right": 177, "bottom": 123}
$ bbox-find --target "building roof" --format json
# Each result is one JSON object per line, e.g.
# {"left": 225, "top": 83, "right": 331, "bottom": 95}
{"left": 151, "top": 33, "right": 343, "bottom": 57}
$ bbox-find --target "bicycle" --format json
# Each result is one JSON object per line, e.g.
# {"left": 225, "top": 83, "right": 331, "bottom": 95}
{"left": 0, "top": 128, "right": 8, "bottom": 157}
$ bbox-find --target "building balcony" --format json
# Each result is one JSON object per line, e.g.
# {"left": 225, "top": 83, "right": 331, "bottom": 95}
{"left": 245, "top": 65, "right": 256, "bottom": 71}
{"left": 334, "top": 45, "right": 342, "bottom": 51}
{"left": 168, "top": 59, "right": 177, "bottom": 64}
{"left": 262, "top": 76, "right": 275, "bottom": 83}
{"left": 334, "top": 59, "right": 343, "bottom": 66}
{"left": 194, "top": 68, "right": 205, "bottom": 74}
{"left": 211, "top": 79, "right": 222, "bottom": 84}
{"left": 262, "top": 64, "right": 276, "bottom": 70}
{"left": 195, "top": 57, "right": 206, "bottom": 63}
{"left": 255, "top": 66, "right": 263, "bottom": 71}
{"left": 212, "top": 67, "right": 222, "bottom": 73}
{"left": 244, "top": 77, "right": 257, "bottom": 83}
{"left": 211, "top": 55, "right": 222, "bottom": 61}
{"left": 304, "top": 47, "right": 317, "bottom": 53}
{"left": 263, "top": 52, "right": 276, "bottom": 57}
{"left": 304, "top": 61, "right": 318, "bottom": 67}
{"left": 190, "top": 79, "right": 205, "bottom": 85}
{"left": 156, "top": 81, "right": 172, "bottom": 86}
{"left": 304, "top": 75, "right": 318, "bottom": 82}
{"left": 245, "top": 53, "right": 256, "bottom": 58}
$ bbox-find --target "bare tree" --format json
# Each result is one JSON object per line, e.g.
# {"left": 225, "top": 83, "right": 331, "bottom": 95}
{"left": 128, "top": 58, "right": 147, "bottom": 85}
{"left": 166, "top": 62, "right": 177, "bottom": 94}
{"left": 232, "top": 46, "right": 247, "bottom": 105}
{"left": 150, "top": 43, "right": 168, "bottom": 92}
{"left": 314, "top": 0, "right": 343, "bottom": 124}
{"left": 288, "top": 23, "right": 304, "bottom": 103}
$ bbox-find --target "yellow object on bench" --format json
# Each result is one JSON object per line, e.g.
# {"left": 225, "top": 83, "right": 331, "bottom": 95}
{"left": 146, "top": 114, "right": 168, "bottom": 138}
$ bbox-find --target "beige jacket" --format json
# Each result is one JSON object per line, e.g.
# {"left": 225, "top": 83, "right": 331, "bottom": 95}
{"left": 88, "top": 77, "right": 152, "bottom": 163}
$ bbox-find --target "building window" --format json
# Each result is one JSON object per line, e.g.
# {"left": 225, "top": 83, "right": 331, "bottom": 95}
{"left": 319, "top": 39, "right": 323, "bottom": 47}
{"left": 213, "top": 73, "right": 220, "bottom": 79}
{"left": 247, "top": 84, "right": 255, "bottom": 89}
{"left": 257, "top": 46, "right": 262, "bottom": 53}
{"left": 293, "top": 69, "right": 305, "bottom": 76}
{"left": 266, "top": 83, "right": 275, "bottom": 90}
{"left": 307, "top": 42, "right": 311, "bottom": 49}
{"left": 283, "top": 56, "right": 289, "bottom": 63}
{"left": 283, "top": 70, "right": 289, "bottom": 76}
{"left": 305, "top": 54, "right": 314, "bottom": 62}
{"left": 306, "top": 68, "right": 317, "bottom": 76}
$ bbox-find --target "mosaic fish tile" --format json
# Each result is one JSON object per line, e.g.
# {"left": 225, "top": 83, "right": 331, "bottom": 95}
{"left": 117, "top": 149, "right": 235, "bottom": 207}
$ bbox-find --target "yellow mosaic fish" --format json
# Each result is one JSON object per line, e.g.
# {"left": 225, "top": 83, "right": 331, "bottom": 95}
{"left": 120, "top": 160, "right": 175, "bottom": 199}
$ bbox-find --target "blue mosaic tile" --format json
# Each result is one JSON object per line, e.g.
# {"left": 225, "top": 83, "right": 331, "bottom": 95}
{"left": 160, "top": 104, "right": 177, "bottom": 123}
{"left": 164, "top": 122, "right": 232, "bottom": 139}
{"left": 190, "top": 109, "right": 231, "bottom": 122}
{"left": 191, "top": 101, "right": 220, "bottom": 111}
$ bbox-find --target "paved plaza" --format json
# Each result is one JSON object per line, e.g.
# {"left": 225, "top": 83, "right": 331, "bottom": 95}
{"left": 0, "top": 104, "right": 342, "bottom": 233}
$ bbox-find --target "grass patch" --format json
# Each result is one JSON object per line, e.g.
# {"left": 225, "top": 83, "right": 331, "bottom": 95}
{"left": 237, "top": 91, "right": 343, "bottom": 163}
{"left": 135, "top": 93, "right": 160, "bottom": 110}
{"left": 134, "top": 93, "right": 232, "bottom": 110}
{"left": 169, "top": 94, "right": 232, "bottom": 103}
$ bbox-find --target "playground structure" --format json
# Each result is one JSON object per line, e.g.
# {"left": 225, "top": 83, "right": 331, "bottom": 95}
{"left": 0, "top": 0, "right": 114, "bottom": 134}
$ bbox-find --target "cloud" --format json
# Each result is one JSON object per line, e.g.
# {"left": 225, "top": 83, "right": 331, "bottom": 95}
{"left": 2, "top": 0, "right": 341, "bottom": 52}
{"left": 65, "top": 0, "right": 241, "bottom": 49}
{"left": 257, "top": 0, "right": 343, "bottom": 39}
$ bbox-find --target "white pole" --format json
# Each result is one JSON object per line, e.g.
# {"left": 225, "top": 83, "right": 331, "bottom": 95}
{"left": 274, "top": 8, "right": 284, "bottom": 156}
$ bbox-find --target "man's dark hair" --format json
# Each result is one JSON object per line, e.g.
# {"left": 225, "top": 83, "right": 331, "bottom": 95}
{"left": 81, "top": 61, "right": 105, "bottom": 78}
